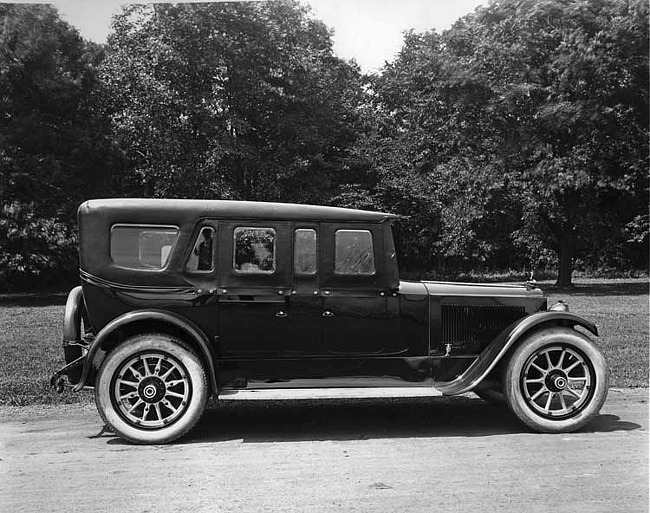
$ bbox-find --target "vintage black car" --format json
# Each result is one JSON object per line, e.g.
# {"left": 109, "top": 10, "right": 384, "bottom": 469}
{"left": 52, "top": 199, "right": 608, "bottom": 444}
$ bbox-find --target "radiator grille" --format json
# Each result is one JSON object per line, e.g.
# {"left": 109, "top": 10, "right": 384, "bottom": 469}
{"left": 441, "top": 304, "right": 526, "bottom": 346}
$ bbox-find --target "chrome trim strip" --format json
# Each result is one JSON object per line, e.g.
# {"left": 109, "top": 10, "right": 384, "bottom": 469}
{"left": 219, "top": 387, "right": 443, "bottom": 401}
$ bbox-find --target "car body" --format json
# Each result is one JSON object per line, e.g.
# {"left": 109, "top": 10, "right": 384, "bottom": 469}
{"left": 52, "top": 198, "right": 609, "bottom": 444}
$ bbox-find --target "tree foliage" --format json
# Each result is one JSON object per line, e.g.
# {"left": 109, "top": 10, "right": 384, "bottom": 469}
{"left": 1, "top": 0, "right": 647, "bottom": 289}
{"left": 0, "top": 202, "right": 78, "bottom": 289}
{"left": 364, "top": 0, "right": 649, "bottom": 284}
{"left": 99, "top": 1, "right": 364, "bottom": 203}
{"left": 0, "top": 4, "right": 115, "bottom": 216}
{"left": 0, "top": 5, "right": 116, "bottom": 288}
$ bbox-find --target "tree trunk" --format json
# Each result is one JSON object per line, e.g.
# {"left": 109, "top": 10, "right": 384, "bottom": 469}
{"left": 556, "top": 237, "right": 575, "bottom": 287}
{"left": 436, "top": 253, "right": 446, "bottom": 277}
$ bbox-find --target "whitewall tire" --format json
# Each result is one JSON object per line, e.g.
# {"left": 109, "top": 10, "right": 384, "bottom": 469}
{"left": 503, "top": 327, "right": 608, "bottom": 433}
{"left": 95, "top": 333, "right": 208, "bottom": 444}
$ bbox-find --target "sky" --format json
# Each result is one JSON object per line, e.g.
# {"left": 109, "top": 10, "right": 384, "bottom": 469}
{"left": 10, "top": 0, "right": 485, "bottom": 73}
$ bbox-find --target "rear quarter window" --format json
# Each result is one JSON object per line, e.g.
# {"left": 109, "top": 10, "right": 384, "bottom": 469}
{"left": 110, "top": 225, "right": 179, "bottom": 270}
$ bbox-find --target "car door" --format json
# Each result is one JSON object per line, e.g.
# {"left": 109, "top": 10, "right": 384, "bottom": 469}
{"left": 283, "top": 224, "right": 322, "bottom": 355}
{"left": 216, "top": 220, "right": 291, "bottom": 357}
{"left": 319, "top": 223, "right": 403, "bottom": 355}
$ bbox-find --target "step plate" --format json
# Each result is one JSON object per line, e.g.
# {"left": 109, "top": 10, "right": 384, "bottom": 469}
{"left": 218, "top": 387, "right": 444, "bottom": 401}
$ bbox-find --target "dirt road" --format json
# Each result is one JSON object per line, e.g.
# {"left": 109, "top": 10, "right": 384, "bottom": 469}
{"left": 1, "top": 389, "right": 647, "bottom": 513}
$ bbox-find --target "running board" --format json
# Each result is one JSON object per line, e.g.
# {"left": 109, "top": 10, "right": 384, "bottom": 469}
{"left": 218, "top": 387, "right": 444, "bottom": 401}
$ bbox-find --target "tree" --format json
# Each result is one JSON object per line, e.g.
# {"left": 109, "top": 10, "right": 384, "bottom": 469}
{"left": 0, "top": 5, "right": 116, "bottom": 288}
{"left": 0, "top": 4, "right": 115, "bottom": 215}
{"left": 445, "top": 0, "right": 649, "bottom": 285}
{"left": 356, "top": 30, "right": 519, "bottom": 273}
{"left": 99, "top": 1, "right": 364, "bottom": 203}
{"left": 364, "top": 0, "right": 649, "bottom": 284}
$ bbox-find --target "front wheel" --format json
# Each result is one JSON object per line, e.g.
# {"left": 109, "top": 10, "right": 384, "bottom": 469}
{"left": 503, "top": 327, "right": 608, "bottom": 433}
{"left": 95, "top": 334, "right": 208, "bottom": 444}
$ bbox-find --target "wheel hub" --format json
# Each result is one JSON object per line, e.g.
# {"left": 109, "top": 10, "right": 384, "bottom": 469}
{"left": 138, "top": 376, "right": 166, "bottom": 403}
{"left": 546, "top": 370, "right": 568, "bottom": 392}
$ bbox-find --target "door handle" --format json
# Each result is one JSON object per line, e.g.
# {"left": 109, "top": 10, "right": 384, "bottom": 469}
{"left": 322, "top": 310, "right": 335, "bottom": 318}
{"left": 275, "top": 310, "right": 288, "bottom": 318}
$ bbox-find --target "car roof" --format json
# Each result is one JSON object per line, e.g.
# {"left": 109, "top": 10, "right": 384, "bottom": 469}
{"left": 79, "top": 198, "right": 398, "bottom": 223}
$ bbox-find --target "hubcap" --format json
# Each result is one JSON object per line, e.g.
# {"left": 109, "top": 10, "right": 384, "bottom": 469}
{"left": 546, "top": 370, "right": 568, "bottom": 392}
{"left": 521, "top": 345, "right": 594, "bottom": 419}
{"left": 112, "top": 352, "right": 191, "bottom": 429}
{"left": 138, "top": 376, "right": 166, "bottom": 403}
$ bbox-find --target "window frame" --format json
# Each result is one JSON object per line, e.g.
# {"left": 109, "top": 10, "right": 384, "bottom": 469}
{"left": 216, "top": 220, "right": 292, "bottom": 294}
{"left": 320, "top": 222, "right": 387, "bottom": 292}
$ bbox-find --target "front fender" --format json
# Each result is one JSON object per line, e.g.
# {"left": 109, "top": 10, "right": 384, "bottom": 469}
{"left": 434, "top": 311, "right": 598, "bottom": 395}
{"left": 72, "top": 310, "right": 219, "bottom": 397}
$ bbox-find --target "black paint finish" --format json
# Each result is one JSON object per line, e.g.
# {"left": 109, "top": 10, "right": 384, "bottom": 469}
{"left": 69, "top": 199, "right": 559, "bottom": 393}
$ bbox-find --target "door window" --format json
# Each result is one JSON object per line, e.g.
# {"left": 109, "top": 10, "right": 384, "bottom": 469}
{"left": 294, "top": 229, "right": 317, "bottom": 275}
{"left": 334, "top": 230, "right": 375, "bottom": 275}
{"left": 233, "top": 227, "right": 276, "bottom": 273}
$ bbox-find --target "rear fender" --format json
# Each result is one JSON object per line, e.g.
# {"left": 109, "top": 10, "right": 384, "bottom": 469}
{"left": 434, "top": 312, "right": 598, "bottom": 395}
{"left": 72, "top": 310, "right": 219, "bottom": 397}
{"left": 54, "top": 286, "right": 88, "bottom": 386}
{"left": 63, "top": 286, "right": 84, "bottom": 342}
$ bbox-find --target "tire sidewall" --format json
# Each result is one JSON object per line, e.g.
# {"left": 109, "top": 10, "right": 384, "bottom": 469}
{"left": 95, "top": 334, "right": 208, "bottom": 444}
{"left": 503, "top": 327, "right": 609, "bottom": 433}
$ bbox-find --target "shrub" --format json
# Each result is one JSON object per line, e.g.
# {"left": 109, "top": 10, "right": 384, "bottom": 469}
{"left": 0, "top": 203, "right": 78, "bottom": 290}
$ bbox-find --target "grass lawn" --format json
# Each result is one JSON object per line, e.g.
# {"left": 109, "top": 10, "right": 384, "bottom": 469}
{"left": 0, "top": 294, "right": 91, "bottom": 406}
{"left": 0, "top": 278, "right": 647, "bottom": 406}
{"left": 542, "top": 278, "right": 648, "bottom": 389}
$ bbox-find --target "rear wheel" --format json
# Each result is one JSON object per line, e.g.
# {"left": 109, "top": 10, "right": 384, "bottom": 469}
{"left": 503, "top": 327, "right": 608, "bottom": 433}
{"left": 95, "top": 333, "right": 208, "bottom": 444}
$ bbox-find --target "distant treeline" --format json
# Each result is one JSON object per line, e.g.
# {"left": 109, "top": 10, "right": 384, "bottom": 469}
{"left": 1, "top": 0, "right": 647, "bottom": 290}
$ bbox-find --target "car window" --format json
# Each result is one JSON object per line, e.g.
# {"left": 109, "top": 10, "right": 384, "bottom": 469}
{"left": 186, "top": 227, "right": 214, "bottom": 272}
{"left": 233, "top": 227, "right": 276, "bottom": 273}
{"left": 294, "top": 229, "right": 317, "bottom": 275}
{"left": 334, "top": 229, "right": 375, "bottom": 275}
{"left": 110, "top": 225, "right": 179, "bottom": 270}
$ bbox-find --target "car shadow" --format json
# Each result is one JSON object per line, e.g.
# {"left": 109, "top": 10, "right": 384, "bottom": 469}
{"left": 101, "top": 396, "right": 643, "bottom": 445}
{"left": 187, "top": 397, "right": 523, "bottom": 442}
{"left": 579, "top": 413, "right": 642, "bottom": 433}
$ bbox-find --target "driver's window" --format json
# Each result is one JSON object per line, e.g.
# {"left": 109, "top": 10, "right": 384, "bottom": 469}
{"left": 334, "top": 229, "right": 375, "bottom": 276}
